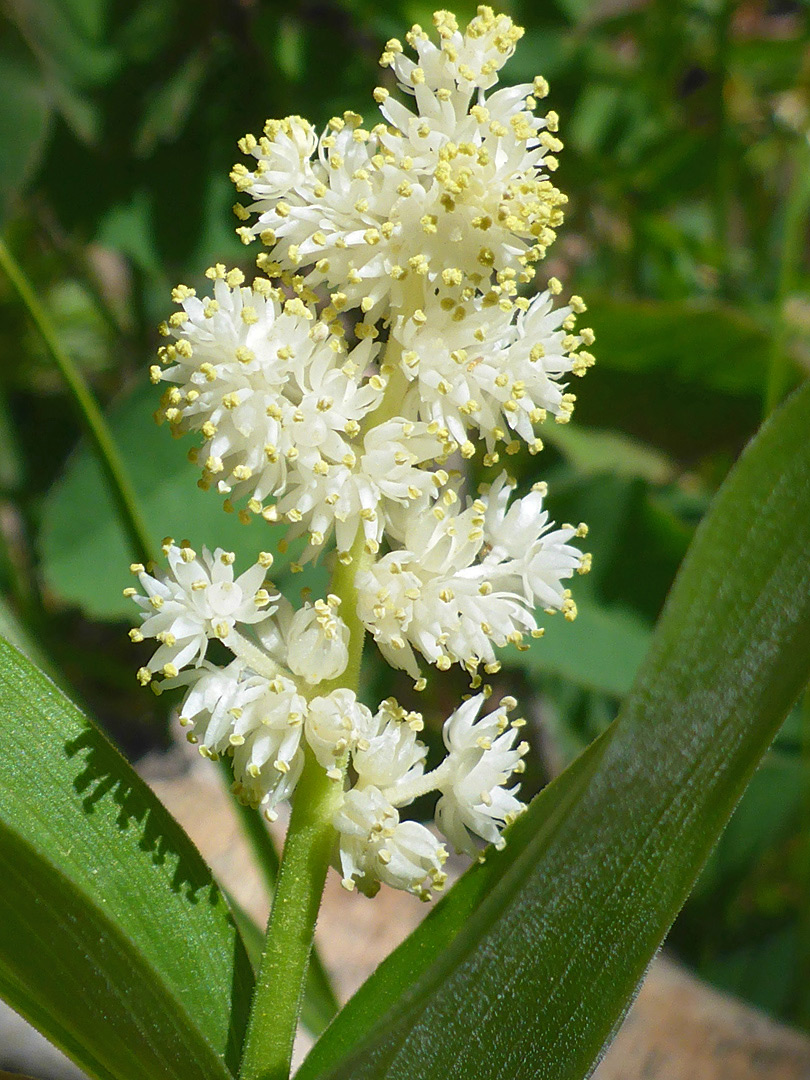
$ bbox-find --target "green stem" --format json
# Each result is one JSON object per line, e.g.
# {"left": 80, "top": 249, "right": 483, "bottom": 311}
{"left": 238, "top": 291, "right": 418, "bottom": 1079}
{"left": 0, "top": 236, "right": 153, "bottom": 565}
{"left": 237, "top": 525, "right": 371, "bottom": 1080}
{"left": 218, "top": 759, "right": 339, "bottom": 1035}
{"left": 763, "top": 137, "right": 810, "bottom": 417}
{"left": 237, "top": 747, "right": 346, "bottom": 1080}
{"left": 321, "top": 526, "right": 372, "bottom": 697}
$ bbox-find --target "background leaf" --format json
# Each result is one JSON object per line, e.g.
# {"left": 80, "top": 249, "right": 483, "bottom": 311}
{"left": 302, "top": 380, "right": 810, "bottom": 1080}
{"left": 0, "top": 42, "right": 53, "bottom": 218}
{"left": 512, "top": 599, "right": 652, "bottom": 698}
{"left": 38, "top": 383, "right": 328, "bottom": 618}
{"left": 0, "top": 637, "right": 255, "bottom": 1080}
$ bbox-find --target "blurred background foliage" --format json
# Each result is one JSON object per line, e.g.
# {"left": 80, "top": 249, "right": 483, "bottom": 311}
{"left": 1, "top": 0, "right": 809, "bottom": 1037}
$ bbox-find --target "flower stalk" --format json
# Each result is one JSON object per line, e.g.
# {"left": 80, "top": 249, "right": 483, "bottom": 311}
{"left": 127, "top": 9, "right": 594, "bottom": 1076}
{"left": 238, "top": 745, "right": 345, "bottom": 1080}
{"left": 239, "top": 520, "right": 369, "bottom": 1079}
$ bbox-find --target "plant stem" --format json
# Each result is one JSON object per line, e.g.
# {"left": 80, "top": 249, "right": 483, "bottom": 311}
{"left": 227, "top": 629, "right": 289, "bottom": 682}
{"left": 219, "top": 758, "right": 339, "bottom": 1035}
{"left": 0, "top": 236, "right": 153, "bottom": 565}
{"left": 387, "top": 758, "right": 452, "bottom": 807}
{"left": 238, "top": 526, "right": 370, "bottom": 1080}
{"left": 237, "top": 745, "right": 345, "bottom": 1080}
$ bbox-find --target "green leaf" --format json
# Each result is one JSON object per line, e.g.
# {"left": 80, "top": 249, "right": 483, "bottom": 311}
{"left": 302, "top": 380, "right": 810, "bottom": 1080}
{"left": 510, "top": 598, "right": 652, "bottom": 698}
{"left": 541, "top": 423, "right": 675, "bottom": 484}
{"left": 297, "top": 728, "right": 612, "bottom": 1080}
{"left": 586, "top": 296, "right": 770, "bottom": 397}
{"left": 0, "top": 637, "right": 255, "bottom": 1080}
{"left": 39, "top": 383, "right": 328, "bottom": 619}
{"left": 0, "top": 42, "right": 53, "bottom": 214}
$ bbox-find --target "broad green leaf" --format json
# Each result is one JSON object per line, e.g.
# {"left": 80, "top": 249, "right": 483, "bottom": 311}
{"left": 39, "top": 383, "right": 328, "bottom": 619}
{"left": 0, "top": 637, "right": 255, "bottom": 1080}
{"left": 302, "top": 380, "right": 810, "bottom": 1080}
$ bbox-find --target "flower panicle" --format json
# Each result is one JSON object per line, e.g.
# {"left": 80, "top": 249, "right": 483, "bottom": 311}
{"left": 130, "top": 6, "right": 592, "bottom": 899}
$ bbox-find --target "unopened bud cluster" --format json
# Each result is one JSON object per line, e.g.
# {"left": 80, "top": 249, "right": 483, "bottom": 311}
{"left": 132, "top": 7, "right": 592, "bottom": 899}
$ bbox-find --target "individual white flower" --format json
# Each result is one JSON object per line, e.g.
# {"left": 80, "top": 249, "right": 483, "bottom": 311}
{"left": 393, "top": 285, "right": 594, "bottom": 449}
{"left": 356, "top": 498, "right": 530, "bottom": 677}
{"left": 356, "top": 475, "right": 583, "bottom": 678}
{"left": 384, "top": 7, "right": 523, "bottom": 96}
{"left": 233, "top": 115, "right": 318, "bottom": 203}
{"left": 482, "top": 473, "right": 587, "bottom": 612}
{"left": 127, "top": 543, "right": 275, "bottom": 682}
{"left": 333, "top": 785, "right": 447, "bottom": 898}
{"left": 285, "top": 597, "right": 350, "bottom": 685}
{"left": 163, "top": 659, "right": 307, "bottom": 813}
{"left": 305, "top": 689, "right": 373, "bottom": 778}
{"left": 230, "top": 684, "right": 306, "bottom": 814}
{"left": 231, "top": 8, "right": 566, "bottom": 317}
{"left": 170, "top": 659, "right": 247, "bottom": 746}
{"left": 434, "top": 694, "right": 527, "bottom": 855}
{"left": 352, "top": 698, "right": 428, "bottom": 792}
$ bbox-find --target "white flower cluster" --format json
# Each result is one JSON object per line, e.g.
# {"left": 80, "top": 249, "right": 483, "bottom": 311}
{"left": 231, "top": 8, "right": 566, "bottom": 320}
{"left": 133, "top": 7, "right": 592, "bottom": 899}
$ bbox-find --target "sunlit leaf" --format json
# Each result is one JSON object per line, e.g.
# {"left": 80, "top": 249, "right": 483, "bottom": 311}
{"left": 0, "top": 637, "right": 254, "bottom": 1080}
{"left": 512, "top": 598, "right": 652, "bottom": 698}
